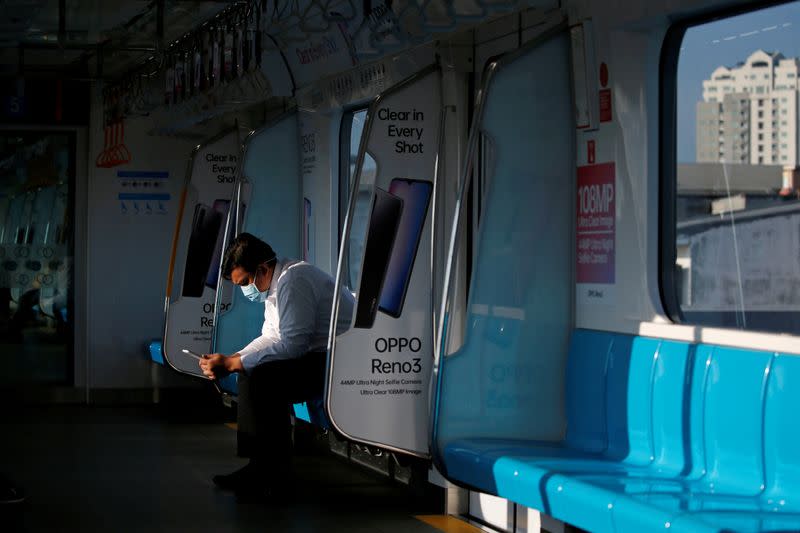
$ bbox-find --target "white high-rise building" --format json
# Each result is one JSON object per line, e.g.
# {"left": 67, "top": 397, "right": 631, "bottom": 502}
{"left": 697, "top": 50, "right": 800, "bottom": 166}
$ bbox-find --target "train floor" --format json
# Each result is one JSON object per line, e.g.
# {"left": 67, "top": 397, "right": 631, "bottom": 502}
{"left": 0, "top": 404, "right": 447, "bottom": 532}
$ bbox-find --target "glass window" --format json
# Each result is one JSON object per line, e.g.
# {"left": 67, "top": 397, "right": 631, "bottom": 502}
{"left": 339, "top": 107, "right": 377, "bottom": 290}
{"left": 0, "top": 132, "right": 75, "bottom": 384}
{"left": 669, "top": 1, "right": 800, "bottom": 335}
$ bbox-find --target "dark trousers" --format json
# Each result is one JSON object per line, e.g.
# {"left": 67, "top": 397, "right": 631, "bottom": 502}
{"left": 235, "top": 351, "right": 326, "bottom": 482}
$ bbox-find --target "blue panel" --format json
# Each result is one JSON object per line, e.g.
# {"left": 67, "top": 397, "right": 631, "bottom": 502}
{"left": 615, "top": 337, "right": 660, "bottom": 465}
{"left": 697, "top": 346, "right": 771, "bottom": 495}
{"left": 443, "top": 440, "right": 500, "bottom": 493}
{"left": 686, "top": 344, "right": 715, "bottom": 480}
{"left": 217, "top": 374, "right": 238, "bottom": 395}
{"left": 544, "top": 473, "right": 616, "bottom": 533}
{"left": 611, "top": 494, "right": 692, "bottom": 533}
{"left": 651, "top": 340, "right": 691, "bottom": 474}
{"left": 149, "top": 340, "right": 164, "bottom": 365}
{"left": 215, "top": 116, "right": 301, "bottom": 359}
{"left": 493, "top": 456, "right": 551, "bottom": 512}
{"left": 433, "top": 31, "right": 574, "bottom": 451}
{"left": 604, "top": 335, "right": 634, "bottom": 462}
{"left": 667, "top": 512, "right": 749, "bottom": 533}
{"left": 565, "top": 329, "right": 613, "bottom": 453}
{"left": 763, "top": 353, "right": 800, "bottom": 507}
{"left": 293, "top": 402, "right": 310, "bottom": 423}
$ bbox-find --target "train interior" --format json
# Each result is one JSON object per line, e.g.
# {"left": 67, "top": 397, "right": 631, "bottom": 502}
{"left": 2, "top": 0, "right": 800, "bottom": 531}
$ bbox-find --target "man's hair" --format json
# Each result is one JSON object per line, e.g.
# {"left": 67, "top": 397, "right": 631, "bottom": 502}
{"left": 222, "top": 233, "right": 276, "bottom": 280}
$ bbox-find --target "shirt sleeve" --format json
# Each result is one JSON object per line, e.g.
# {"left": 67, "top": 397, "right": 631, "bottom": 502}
{"left": 237, "top": 270, "right": 318, "bottom": 373}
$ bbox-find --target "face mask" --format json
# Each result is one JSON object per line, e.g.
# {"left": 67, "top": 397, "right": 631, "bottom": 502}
{"left": 241, "top": 280, "right": 268, "bottom": 303}
{"left": 240, "top": 256, "right": 276, "bottom": 303}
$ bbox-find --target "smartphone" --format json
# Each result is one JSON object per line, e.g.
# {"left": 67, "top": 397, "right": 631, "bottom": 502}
{"left": 182, "top": 348, "right": 205, "bottom": 361}
{"left": 183, "top": 204, "right": 223, "bottom": 297}
{"left": 205, "top": 199, "right": 231, "bottom": 289}
{"left": 353, "top": 188, "right": 404, "bottom": 329}
{"left": 379, "top": 178, "right": 433, "bottom": 318}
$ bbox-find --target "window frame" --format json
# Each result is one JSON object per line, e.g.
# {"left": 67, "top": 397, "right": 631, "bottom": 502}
{"left": 659, "top": 0, "right": 796, "bottom": 328}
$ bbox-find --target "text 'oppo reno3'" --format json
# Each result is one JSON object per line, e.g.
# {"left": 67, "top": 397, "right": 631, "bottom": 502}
{"left": 353, "top": 188, "right": 403, "bottom": 328}
{"left": 379, "top": 178, "right": 433, "bottom": 318}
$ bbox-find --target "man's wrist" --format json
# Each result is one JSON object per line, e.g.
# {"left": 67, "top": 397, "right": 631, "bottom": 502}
{"left": 224, "top": 353, "right": 244, "bottom": 373}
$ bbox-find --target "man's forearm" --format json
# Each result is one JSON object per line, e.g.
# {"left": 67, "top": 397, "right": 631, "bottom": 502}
{"left": 224, "top": 353, "right": 244, "bottom": 373}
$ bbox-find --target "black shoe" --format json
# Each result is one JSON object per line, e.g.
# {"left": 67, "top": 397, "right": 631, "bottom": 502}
{"left": 212, "top": 463, "right": 256, "bottom": 491}
{"left": 0, "top": 484, "right": 24, "bottom": 505}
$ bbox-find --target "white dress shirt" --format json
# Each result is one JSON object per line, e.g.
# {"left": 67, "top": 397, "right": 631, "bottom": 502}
{"left": 237, "top": 258, "right": 354, "bottom": 373}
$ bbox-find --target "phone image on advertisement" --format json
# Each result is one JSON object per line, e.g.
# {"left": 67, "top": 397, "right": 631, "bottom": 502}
{"left": 205, "top": 199, "right": 231, "bottom": 289}
{"left": 182, "top": 203, "right": 222, "bottom": 297}
{"left": 353, "top": 188, "right": 404, "bottom": 329}
{"left": 378, "top": 178, "right": 433, "bottom": 318}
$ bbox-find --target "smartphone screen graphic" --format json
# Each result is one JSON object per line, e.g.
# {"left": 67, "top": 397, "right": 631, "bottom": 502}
{"left": 378, "top": 178, "right": 433, "bottom": 318}
{"left": 353, "top": 188, "right": 403, "bottom": 329}
{"left": 183, "top": 204, "right": 223, "bottom": 297}
{"left": 205, "top": 199, "right": 231, "bottom": 289}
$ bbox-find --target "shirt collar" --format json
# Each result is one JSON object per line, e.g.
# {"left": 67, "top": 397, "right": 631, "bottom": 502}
{"left": 268, "top": 259, "right": 284, "bottom": 297}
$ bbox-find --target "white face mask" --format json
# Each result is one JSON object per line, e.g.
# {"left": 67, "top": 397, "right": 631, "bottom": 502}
{"left": 241, "top": 279, "right": 268, "bottom": 303}
{"left": 240, "top": 256, "right": 276, "bottom": 303}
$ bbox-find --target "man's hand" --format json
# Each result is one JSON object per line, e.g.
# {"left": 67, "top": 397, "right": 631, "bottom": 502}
{"left": 198, "top": 353, "right": 244, "bottom": 378}
{"left": 199, "top": 353, "right": 226, "bottom": 378}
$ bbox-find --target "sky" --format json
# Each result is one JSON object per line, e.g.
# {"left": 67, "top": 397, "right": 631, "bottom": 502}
{"left": 677, "top": 1, "right": 800, "bottom": 162}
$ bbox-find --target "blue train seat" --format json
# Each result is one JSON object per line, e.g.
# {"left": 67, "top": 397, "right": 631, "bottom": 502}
{"left": 148, "top": 339, "right": 164, "bottom": 365}
{"left": 439, "top": 329, "right": 800, "bottom": 532}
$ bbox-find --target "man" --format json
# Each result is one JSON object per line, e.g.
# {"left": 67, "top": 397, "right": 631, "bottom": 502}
{"left": 199, "top": 232, "right": 354, "bottom": 500}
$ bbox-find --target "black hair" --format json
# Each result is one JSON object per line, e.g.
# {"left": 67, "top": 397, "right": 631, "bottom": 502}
{"left": 221, "top": 232, "right": 277, "bottom": 280}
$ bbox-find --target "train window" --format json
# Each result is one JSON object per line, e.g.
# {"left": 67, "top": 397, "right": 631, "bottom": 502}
{"left": 666, "top": 1, "right": 800, "bottom": 334}
{"left": 339, "top": 107, "right": 376, "bottom": 289}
